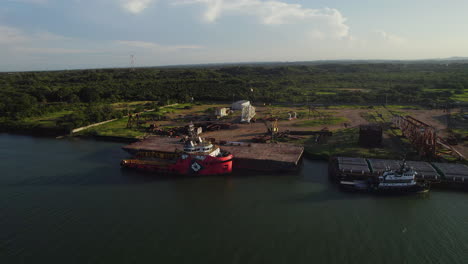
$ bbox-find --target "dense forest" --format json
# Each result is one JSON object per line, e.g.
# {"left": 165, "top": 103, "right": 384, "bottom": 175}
{"left": 1, "top": 63, "right": 467, "bottom": 132}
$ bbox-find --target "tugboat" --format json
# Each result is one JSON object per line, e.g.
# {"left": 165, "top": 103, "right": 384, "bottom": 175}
{"left": 372, "top": 160, "right": 429, "bottom": 193}
{"left": 121, "top": 123, "right": 233, "bottom": 175}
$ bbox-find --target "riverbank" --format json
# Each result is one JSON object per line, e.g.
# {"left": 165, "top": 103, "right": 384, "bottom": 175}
{"left": 2, "top": 102, "right": 466, "bottom": 163}
{"left": 0, "top": 121, "right": 70, "bottom": 137}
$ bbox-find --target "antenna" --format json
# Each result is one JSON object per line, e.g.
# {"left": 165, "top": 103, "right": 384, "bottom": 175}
{"left": 130, "top": 55, "right": 135, "bottom": 71}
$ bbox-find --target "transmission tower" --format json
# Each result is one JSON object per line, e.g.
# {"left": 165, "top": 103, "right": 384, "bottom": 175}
{"left": 130, "top": 55, "right": 136, "bottom": 71}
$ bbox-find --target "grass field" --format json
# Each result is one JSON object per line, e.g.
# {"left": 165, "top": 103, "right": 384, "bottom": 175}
{"left": 75, "top": 104, "right": 195, "bottom": 139}
{"left": 423, "top": 88, "right": 468, "bottom": 102}
{"left": 23, "top": 110, "right": 74, "bottom": 127}
{"left": 359, "top": 107, "right": 408, "bottom": 123}
{"left": 111, "top": 101, "right": 154, "bottom": 110}
{"left": 304, "top": 128, "right": 403, "bottom": 159}
{"left": 293, "top": 116, "right": 348, "bottom": 127}
{"left": 452, "top": 90, "right": 468, "bottom": 102}
{"left": 316, "top": 91, "right": 337, "bottom": 95}
{"left": 77, "top": 118, "right": 147, "bottom": 139}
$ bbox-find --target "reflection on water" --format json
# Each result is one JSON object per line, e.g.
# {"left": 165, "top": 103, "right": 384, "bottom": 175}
{"left": 0, "top": 134, "right": 467, "bottom": 264}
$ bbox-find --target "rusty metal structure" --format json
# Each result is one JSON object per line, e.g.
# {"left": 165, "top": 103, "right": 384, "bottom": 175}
{"left": 392, "top": 115, "right": 465, "bottom": 160}
{"left": 126, "top": 114, "right": 141, "bottom": 129}
{"left": 393, "top": 115, "right": 437, "bottom": 157}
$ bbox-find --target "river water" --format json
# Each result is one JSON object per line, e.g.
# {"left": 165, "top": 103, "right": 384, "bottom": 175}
{"left": 0, "top": 134, "right": 467, "bottom": 264}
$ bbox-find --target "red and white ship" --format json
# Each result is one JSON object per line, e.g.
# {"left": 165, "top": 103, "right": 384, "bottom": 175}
{"left": 121, "top": 124, "right": 233, "bottom": 175}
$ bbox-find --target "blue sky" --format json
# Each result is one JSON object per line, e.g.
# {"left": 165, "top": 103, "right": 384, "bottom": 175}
{"left": 1, "top": 0, "right": 468, "bottom": 71}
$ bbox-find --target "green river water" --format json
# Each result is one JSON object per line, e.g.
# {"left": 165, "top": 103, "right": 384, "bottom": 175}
{"left": 0, "top": 134, "right": 467, "bottom": 264}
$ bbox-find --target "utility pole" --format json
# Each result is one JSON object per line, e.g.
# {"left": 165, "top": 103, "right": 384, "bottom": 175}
{"left": 250, "top": 87, "right": 254, "bottom": 107}
{"left": 446, "top": 104, "right": 452, "bottom": 131}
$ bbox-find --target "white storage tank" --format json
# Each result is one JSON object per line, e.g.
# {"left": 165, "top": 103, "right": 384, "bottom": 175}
{"left": 231, "top": 100, "right": 250, "bottom": 110}
{"left": 215, "top": 107, "right": 229, "bottom": 117}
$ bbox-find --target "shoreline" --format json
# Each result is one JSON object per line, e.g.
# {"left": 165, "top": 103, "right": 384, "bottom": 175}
{"left": 1, "top": 130, "right": 333, "bottom": 160}
{"left": 2, "top": 132, "right": 467, "bottom": 190}
{"left": 2, "top": 130, "right": 466, "bottom": 165}
{"left": 0, "top": 125, "right": 70, "bottom": 137}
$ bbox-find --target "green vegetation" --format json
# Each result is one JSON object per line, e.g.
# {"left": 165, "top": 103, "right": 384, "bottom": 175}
{"left": 304, "top": 128, "right": 403, "bottom": 159}
{"left": 160, "top": 103, "right": 192, "bottom": 114}
{"left": 293, "top": 116, "right": 348, "bottom": 127}
{"left": 452, "top": 89, "right": 468, "bottom": 102}
{"left": 449, "top": 112, "right": 468, "bottom": 137}
{"left": 316, "top": 91, "right": 336, "bottom": 95}
{"left": 77, "top": 118, "right": 146, "bottom": 139}
{"left": 22, "top": 110, "right": 73, "bottom": 127}
{"left": 1, "top": 63, "right": 467, "bottom": 135}
{"left": 55, "top": 104, "right": 124, "bottom": 130}
{"left": 76, "top": 104, "right": 195, "bottom": 139}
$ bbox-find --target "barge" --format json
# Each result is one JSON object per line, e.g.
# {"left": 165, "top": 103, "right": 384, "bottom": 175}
{"left": 122, "top": 136, "right": 304, "bottom": 172}
{"left": 432, "top": 163, "right": 468, "bottom": 187}
{"left": 330, "top": 157, "right": 467, "bottom": 192}
{"left": 330, "top": 157, "right": 431, "bottom": 193}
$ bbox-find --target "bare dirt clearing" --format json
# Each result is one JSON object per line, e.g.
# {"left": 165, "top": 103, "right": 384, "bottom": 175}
{"left": 131, "top": 104, "right": 466, "bottom": 159}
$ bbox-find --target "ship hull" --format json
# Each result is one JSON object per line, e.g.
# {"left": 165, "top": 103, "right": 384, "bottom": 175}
{"left": 339, "top": 181, "right": 430, "bottom": 194}
{"left": 121, "top": 154, "right": 233, "bottom": 176}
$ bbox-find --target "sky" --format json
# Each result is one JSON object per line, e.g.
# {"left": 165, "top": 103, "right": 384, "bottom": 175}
{"left": 1, "top": 0, "right": 468, "bottom": 71}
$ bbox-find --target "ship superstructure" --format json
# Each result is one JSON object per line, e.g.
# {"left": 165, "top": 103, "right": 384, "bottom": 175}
{"left": 377, "top": 160, "right": 419, "bottom": 190}
{"left": 331, "top": 157, "right": 430, "bottom": 193}
{"left": 121, "top": 123, "right": 233, "bottom": 175}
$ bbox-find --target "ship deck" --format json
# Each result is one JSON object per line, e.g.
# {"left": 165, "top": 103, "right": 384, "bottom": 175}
{"left": 123, "top": 136, "right": 304, "bottom": 171}
{"left": 336, "top": 157, "right": 372, "bottom": 177}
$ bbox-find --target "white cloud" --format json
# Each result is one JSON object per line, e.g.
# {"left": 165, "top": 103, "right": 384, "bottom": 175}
{"left": 14, "top": 47, "right": 99, "bottom": 54}
{"left": 175, "top": 0, "right": 349, "bottom": 38}
{"left": 0, "top": 26, "right": 29, "bottom": 44}
{"left": 308, "top": 30, "right": 326, "bottom": 40}
{"left": 0, "top": 25, "right": 97, "bottom": 55}
{"left": 121, "top": 0, "right": 154, "bottom": 14}
{"left": 0, "top": 24, "right": 202, "bottom": 58}
{"left": 7, "top": 0, "right": 48, "bottom": 4}
{"left": 0, "top": 26, "right": 75, "bottom": 46}
{"left": 375, "top": 30, "right": 406, "bottom": 45}
{"left": 34, "top": 31, "right": 72, "bottom": 41}
{"left": 118, "top": 40, "right": 203, "bottom": 52}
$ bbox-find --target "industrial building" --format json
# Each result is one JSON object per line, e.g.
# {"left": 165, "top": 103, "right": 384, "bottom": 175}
{"left": 359, "top": 124, "right": 383, "bottom": 147}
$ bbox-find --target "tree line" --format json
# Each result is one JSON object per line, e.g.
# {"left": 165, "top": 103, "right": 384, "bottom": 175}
{"left": 1, "top": 63, "right": 466, "bottom": 130}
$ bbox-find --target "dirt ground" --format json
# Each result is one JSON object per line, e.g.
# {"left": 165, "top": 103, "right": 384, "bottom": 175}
{"left": 150, "top": 104, "right": 467, "bottom": 158}
{"left": 200, "top": 108, "right": 368, "bottom": 142}
{"left": 158, "top": 105, "right": 369, "bottom": 142}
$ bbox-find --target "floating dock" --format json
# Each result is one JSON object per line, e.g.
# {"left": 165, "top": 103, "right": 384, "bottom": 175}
{"left": 432, "top": 163, "right": 468, "bottom": 183}
{"left": 331, "top": 157, "right": 467, "bottom": 188}
{"left": 123, "top": 136, "right": 304, "bottom": 171}
{"left": 335, "top": 157, "right": 371, "bottom": 176}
